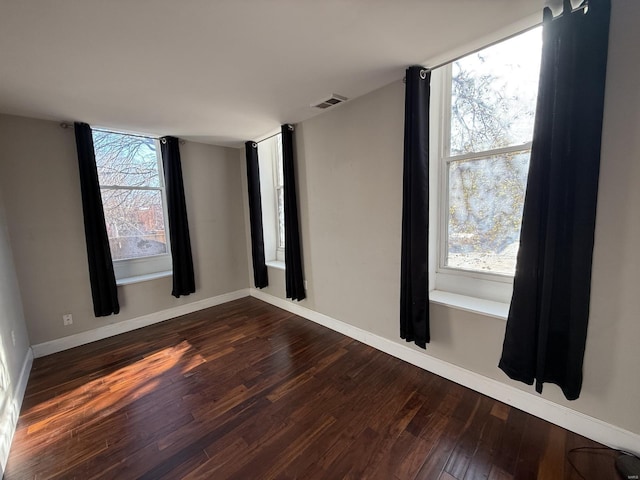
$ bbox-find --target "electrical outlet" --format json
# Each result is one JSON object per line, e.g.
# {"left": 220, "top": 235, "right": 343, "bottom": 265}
{"left": 304, "top": 280, "right": 308, "bottom": 290}
{"left": 63, "top": 314, "right": 73, "bottom": 326}
{"left": 11, "top": 330, "right": 16, "bottom": 347}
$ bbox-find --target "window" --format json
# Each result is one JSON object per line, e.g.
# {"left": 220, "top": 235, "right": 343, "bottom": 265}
{"left": 273, "top": 136, "right": 285, "bottom": 260}
{"left": 92, "top": 129, "right": 172, "bottom": 280}
{"left": 432, "top": 28, "right": 542, "bottom": 303}
{"left": 257, "top": 133, "right": 285, "bottom": 265}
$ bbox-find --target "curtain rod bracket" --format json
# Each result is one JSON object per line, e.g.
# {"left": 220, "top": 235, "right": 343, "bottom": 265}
{"left": 402, "top": 68, "right": 430, "bottom": 84}
{"left": 160, "top": 137, "right": 185, "bottom": 145}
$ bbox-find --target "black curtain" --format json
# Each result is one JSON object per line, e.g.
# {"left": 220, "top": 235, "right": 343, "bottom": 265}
{"left": 245, "top": 141, "right": 268, "bottom": 288}
{"left": 400, "top": 66, "right": 431, "bottom": 349}
{"left": 160, "top": 136, "right": 196, "bottom": 298}
{"left": 74, "top": 122, "right": 120, "bottom": 317}
{"left": 499, "top": 0, "right": 610, "bottom": 401}
{"left": 281, "top": 124, "right": 306, "bottom": 301}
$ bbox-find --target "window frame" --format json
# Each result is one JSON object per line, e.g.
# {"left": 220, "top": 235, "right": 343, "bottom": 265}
{"left": 92, "top": 129, "right": 173, "bottom": 282}
{"left": 257, "top": 132, "right": 286, "bottom": 267}
{"left": 272, "top": 136, "right": 285, "bottom": 262}
{"left": 430, "top": 30, "right": 540, "bottom": 304}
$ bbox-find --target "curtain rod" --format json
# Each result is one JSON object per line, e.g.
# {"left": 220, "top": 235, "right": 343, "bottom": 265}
{"left": 254, "top": 131, "right": 281, "bottom": 145}
{"left": 60, "top": 122, "right": 185, "bottom": 144}
{"left": 252, "top": 124, "right": 294, "bottom": 145}
{"left": 426, "top": 22, "right": 542, "bottom": 73}
{"left": 404, "top": 2, "right": 588, "bottom": 81}
{"left": 404, "top": 22, "right": 540, "bottom": 82}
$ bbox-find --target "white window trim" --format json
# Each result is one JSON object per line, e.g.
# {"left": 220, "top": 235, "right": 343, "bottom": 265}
{"left": 95, "top": 133, "right": 173, "bottom": 282}
{"left": 430, "top": 290, "right": 509, "bottom": 320}
{"left": 273, "top": 137, "right": 285, "bottom": 263}
{"left": 258, "top": 132, "right": 286, "bottom": 266}
{"left": 116, "top": 269, "right": 172, "bottom": 286}
{"left": 266, "top": 260, "right": 286, "bottom": 271}
{"left": 429, "top": 49, "right": 533, "bottom": 308}
{"left": 419, "top": 14, "right": 540, "bottom": 315}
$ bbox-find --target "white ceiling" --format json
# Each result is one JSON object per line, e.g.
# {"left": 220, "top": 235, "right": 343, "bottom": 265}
{"left": 0, "top": 0, "right": 548, "bottom": 147}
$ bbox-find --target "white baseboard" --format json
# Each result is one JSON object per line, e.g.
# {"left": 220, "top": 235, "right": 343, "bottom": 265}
{"left": 14, "top": 347, "right": 32, "bottom": 421}
{"left": 32, "top": 289, "right": 250, "bottom": 358}
{"left": 250, "top": 288, "right": 640, "bottom": 455}
{"left": 0, "top": 347, "right": 33, "bottom": 475}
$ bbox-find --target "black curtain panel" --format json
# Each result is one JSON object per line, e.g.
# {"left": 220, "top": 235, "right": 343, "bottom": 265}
{"left": 245, "top": 141, "right": 268, "bottom": 288}
{"left": 281, "top": 124, "right": 306, "bottom": 301}
{"left": 160, "top": 136, "right": 196, "bottom": 298}
{"left": 74, "top": 122, "right": 120, "bottom": 317}
{"left": 499, "top": 0, "right": 610, "bottom": 401}
{"left": 400, "top": 66, "right": 431, "bottom": 349}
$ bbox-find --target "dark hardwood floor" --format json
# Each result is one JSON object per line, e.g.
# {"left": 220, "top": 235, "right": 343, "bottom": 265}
{"left": 5, "top": 297, "right": 619, "bottom": 479}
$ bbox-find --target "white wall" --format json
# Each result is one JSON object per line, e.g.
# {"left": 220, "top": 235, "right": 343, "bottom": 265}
{"left": 0, "top": 184, "right": 31, "bottom": 475}
{"left": 0, "top": 114, "right": 249, "bottom": 346}
{"left": 242, "top": 0, "right": 640, "bottom": 438}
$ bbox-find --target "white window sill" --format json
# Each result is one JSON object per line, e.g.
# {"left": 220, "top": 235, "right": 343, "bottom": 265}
{"left": 116, "top": 270, "right": 172, "bottom": 286}
{"left": 266, "top": 260, "right": 285, "bottom": 271}
{"left": 429, "top": 290, "right": 509, "bottom": 320}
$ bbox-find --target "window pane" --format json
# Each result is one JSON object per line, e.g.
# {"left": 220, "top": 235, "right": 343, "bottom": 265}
{"left": 447, "top": 152, "right": 530, "bottom": 275}
{"left": 277, "top": 187, "right": 285, "bottom": 249}
{"left": 93, "top": 131, "right": 161, "bottom": 188}
{"left": 275, "top": 134, "right": 284, "bottom": 187}
{"left": 450, "top": 28, "right": 542, "bottom": 155}
{"left": 101, "top": 188, "right": 167, "bottom": 261}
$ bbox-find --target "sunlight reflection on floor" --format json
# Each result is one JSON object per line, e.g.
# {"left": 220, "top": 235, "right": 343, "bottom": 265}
{"left": 15, "top": 340, "right": 205, "bottom": 466}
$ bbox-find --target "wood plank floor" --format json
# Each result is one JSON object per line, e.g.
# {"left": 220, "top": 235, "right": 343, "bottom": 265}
{"left": 5, "top": 297, "right": 619, "bottom": 479}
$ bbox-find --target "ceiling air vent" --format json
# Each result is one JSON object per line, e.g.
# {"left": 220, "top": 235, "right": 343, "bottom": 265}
{"left": 312, "top": 94, "right": 348, "bottom": 109}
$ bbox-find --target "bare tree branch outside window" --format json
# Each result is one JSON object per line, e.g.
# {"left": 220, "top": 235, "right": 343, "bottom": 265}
{"left": 93, "top": 131, "right": 167, "bottom": 261}
{"left": 445, "top": 28, "right": 542, "bottom": 275}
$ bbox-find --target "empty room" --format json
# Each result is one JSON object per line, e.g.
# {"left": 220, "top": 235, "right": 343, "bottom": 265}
{"left": 0, "top": 0, "right": 638, "bottom": 478}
